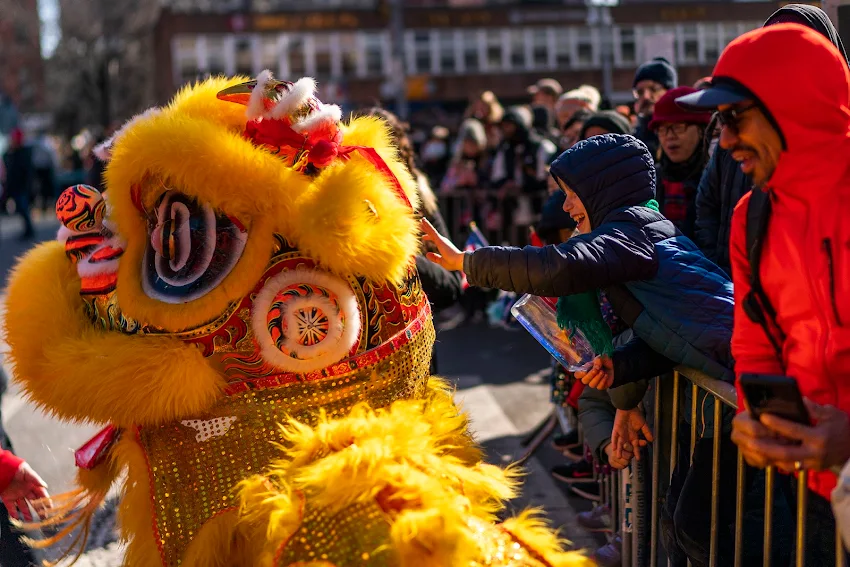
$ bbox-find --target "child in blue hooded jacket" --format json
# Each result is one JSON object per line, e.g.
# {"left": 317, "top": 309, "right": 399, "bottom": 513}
{"left": 423, "top": 133, "right": 734, "bottom": 397}
{"left": 423, "top": 133, "right": 738, "bottom": 566}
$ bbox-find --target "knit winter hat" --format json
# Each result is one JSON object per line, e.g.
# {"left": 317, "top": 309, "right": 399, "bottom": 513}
{"left": 649, "top": 86, "right": 713, "bottom": 131}
{"left": 633, "top": 57, "right": 678, "bottom": 90}
{"left": 580, "top": 110, "right": 632, "bottom": 139}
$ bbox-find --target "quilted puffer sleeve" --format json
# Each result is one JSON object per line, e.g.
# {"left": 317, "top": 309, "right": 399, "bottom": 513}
{"left": 464, "top": 216, "right": 658, "bottom": 297}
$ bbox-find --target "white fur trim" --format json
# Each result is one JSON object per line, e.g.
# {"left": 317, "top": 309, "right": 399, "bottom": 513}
{"left": 77, "top": 257, "right": 121, "bottom": 279}
{"left": 251, "top": 266, "right": 361, "bottom": 374}
{"left": 246, "top": 69, "right": 274, "bottom": 121}
{"left": 56, "top": 225, "right": 76, "bottom": 244}
{"left": 291, "top": 104, "right": 342, "bottom": 134}
{"left": 270, "top": 77, "right": 316, "bottom": 119}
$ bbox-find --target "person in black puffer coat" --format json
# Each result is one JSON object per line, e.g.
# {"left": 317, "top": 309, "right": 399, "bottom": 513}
{"left": 694, "top": 144, "right": 751, "bottom": 276}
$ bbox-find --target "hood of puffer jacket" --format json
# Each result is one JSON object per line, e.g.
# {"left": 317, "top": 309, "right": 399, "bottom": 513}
{"left": 764, "top": 4, "right": 849, "bottom": 68}
{"left": 712, "top": 24, "right": 850, "bottom": 198}
{"left": 549, "top": 133, "right": 656, "bottom": 230}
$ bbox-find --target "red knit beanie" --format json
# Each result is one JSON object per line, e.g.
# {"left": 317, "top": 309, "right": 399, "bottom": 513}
{"left": 649, "top": 87, "right": 713, "bottom": 131}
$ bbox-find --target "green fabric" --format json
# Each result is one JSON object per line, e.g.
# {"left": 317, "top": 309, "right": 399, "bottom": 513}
{"left": 557, "top": 291, "right": 613, "bottom": 357}
{"left": 554, "top": 199, "right": 659, "bottom": 358}
{"left": 643, "top": 199, "right": 660, "bottom": 212}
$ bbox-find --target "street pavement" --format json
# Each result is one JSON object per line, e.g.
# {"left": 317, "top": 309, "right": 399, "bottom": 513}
{"left": 0, "top": 213, "right": 600, "bottom": 566}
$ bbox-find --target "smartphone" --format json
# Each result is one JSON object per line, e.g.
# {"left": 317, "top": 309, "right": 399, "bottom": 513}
{"left": 739, "top": 373, "right": 811, "bottom": 425}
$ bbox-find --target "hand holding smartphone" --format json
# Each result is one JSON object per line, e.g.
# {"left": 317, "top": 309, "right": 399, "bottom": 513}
{"left": 739, "top": 373, "right": 811, "bottom": 425}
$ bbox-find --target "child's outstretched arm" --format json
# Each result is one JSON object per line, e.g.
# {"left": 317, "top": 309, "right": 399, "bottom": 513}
{"left": 422, "top": 218, "right": 659, "bottom": 297}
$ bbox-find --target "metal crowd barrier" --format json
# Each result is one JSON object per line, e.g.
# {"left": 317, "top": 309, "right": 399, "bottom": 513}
{"left": 603, "top": 368, "right": 848, "bottom": 567}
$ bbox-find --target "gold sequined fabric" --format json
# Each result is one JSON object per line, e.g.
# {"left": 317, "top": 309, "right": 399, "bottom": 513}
{"left": 275, "top": 515, "right": 557, "bottom": 567}
{"left": 139, "top": 318, "right": 434, "bottom": 567}
{"left": 276, "top": 497, "right": 395, "bottom": 566}
{"left": 468, "top": 518, "right": 555, "bottom": 567}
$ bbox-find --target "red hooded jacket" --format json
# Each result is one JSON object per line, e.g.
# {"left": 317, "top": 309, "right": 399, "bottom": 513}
{"left": 726, "top": 24, "right": 850, "bottom": 500}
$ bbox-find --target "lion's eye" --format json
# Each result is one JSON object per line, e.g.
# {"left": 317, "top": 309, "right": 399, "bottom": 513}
{"left": 142, "top": 191, "right": 248, "bottom": 304}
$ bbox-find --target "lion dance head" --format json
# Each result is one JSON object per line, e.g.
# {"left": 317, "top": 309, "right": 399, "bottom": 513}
{"left": 2, "top": 74, "right": 591, "bottom": 567}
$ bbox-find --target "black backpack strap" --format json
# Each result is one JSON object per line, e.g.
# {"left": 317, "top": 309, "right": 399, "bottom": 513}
{"left": 742, "top": 190, "right": 786, "bottom": 366}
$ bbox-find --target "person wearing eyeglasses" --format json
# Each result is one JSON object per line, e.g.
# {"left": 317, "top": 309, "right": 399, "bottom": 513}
{"left": 694, "top": 4, "right": 847, "bottom": 281}
{"left": 631, "top": 57, "right": 678, "bottom": 161}
{"left": 648, "top": 86, "right": 712, "bottom": 241}
{"left": 677, "top": 22, "right": 850, "bottom": 565}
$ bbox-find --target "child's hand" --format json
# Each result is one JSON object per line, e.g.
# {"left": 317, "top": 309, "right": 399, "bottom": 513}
{"left": 611, "top": 408, "right": 654, "bottom": 461}
{"left": 421, "top": 219, "right": 467, "bottom": 272}
{"left": 604, "top": 441, "right": 634, "bottom": 469}
{"left": 2, "top": 462, "right": 49, "bottom": 522}
{"left": 574, "top": 355, "right": 614, "bottom": 390}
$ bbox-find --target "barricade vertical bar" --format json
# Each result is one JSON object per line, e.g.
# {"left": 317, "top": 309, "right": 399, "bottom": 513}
{"left": 670, "top": 372, "right": 680, "bottom": 480}
{"left": 734, "top": 451, "right": 745, "bottom": 567}
{"left": 837, "top": 523, "right": 846, "bottom": 567}
{"left": 709, "top": 396, "right": 722, "bottom": 567}
{"left": 688, "top": 384, "right": 697, "bottom": 567}
{"left": 669, "top": 373, "right": 680, "bottom": 567}
{"left": 764, "top": 466, "right": 775, "bottom": 567}
{"left": 690, "top": 384, "right": 698, "bottom": 463}
{"left": 795, "top": 470, "right": 807, "bottom": 567}
{"left": 651, "top": 376, "right": 661, "bottom": 567}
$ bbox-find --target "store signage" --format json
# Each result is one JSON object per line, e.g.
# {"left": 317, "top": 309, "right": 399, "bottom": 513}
{"left": 657, "top": 6, "right": 708, "bottom": 21}
{"left": 253, "top": 13, "right": 363, "bottom": 31}
{"left": 252, "top": 6, "right": 590, "bottom": 31}
{"left": 415, "top": 10, "right": 493, "bottom": 27}
{"left": 508, "top": 8, "right": 587, "bottom": 24}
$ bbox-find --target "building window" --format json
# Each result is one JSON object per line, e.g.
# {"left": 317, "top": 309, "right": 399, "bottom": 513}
{"left": 616, "top": 26, "right": 637, "bottom": 66}
{"left": 678, "top": 24, "right": 699, "bottom": 65}
{"left": 174, "top": 36, "right": 199, "bottom": 85}
{"left": 206, "top": 36, "right": 227, "bottom": 75}
{"left": 530, "top": 29, "right": 548, "bottom": 69}
{"left": 285, "top": 35, "right": 307, "bottom": 76}
{"left": 437, "top": 30, "right": 456, "bottom": 73}
{"left": 701, "top": 23, "right": 720, "bottom": 62}
{"left": 412, "top": 31, "right": 431, "bottom": 74}
{"left": 260, "top": 36, "right": 280, "bottom": 75}
{"left": 485, "top": 29, "right": 502, "bottom": 71}
{"left": 576, "top": 27, "right": 595, "bottom": 67}
{"left": 461, "top": 30, "right": 480, "bottom": 72}
{"left": 721, "top": 22, "right": 740, "bottom": 49}
{"left": 14, "top": 23, "right": 28, "bottom": 44}
{"left": 314, "top": 34, "right": 333, "bottom": 78}
{"left": 234, "top": 36, "right": 254, "bottom": 75}
{"left": 508, "top": 29, "right": 525, "bottom": 69}
{"left": 363, "top": 32, "right": 385, "bottom": 76}
{"left": 338, "top": 33, "right": 358, "bottom": 77}
{"left": 553, "top": 28, "right": 572, "bottom": 69}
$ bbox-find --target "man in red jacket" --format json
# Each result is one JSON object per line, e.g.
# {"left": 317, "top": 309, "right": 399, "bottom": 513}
{"left": 677, "top": 23, "right": 850, "bottom": 563}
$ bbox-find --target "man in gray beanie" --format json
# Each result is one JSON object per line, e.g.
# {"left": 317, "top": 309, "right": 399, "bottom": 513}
{"left": 632, "top": 57, "right": 678, "bottom": 160}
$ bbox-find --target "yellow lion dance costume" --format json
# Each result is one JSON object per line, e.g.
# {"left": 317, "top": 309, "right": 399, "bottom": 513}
{"left": 2, "top": 73, "right": 592, "bottom": 567}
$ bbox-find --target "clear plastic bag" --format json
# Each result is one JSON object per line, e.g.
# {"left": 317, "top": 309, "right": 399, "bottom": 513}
{"left": 510, "top": 294, "right": 597, "bottom": 372}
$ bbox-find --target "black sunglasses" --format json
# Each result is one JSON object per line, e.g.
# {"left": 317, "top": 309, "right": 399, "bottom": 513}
{"left": 716, "top": 104, "right": 758, "bottom": 132}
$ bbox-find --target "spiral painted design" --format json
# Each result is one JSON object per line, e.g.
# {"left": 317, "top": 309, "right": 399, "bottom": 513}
{"left": 56, "top": 185, "right": 105, "bottom": 233}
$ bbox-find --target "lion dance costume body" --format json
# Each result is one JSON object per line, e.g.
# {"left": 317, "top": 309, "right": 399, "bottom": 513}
{"left": 2, "top": 73, "right": 592, "bottom": 567}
